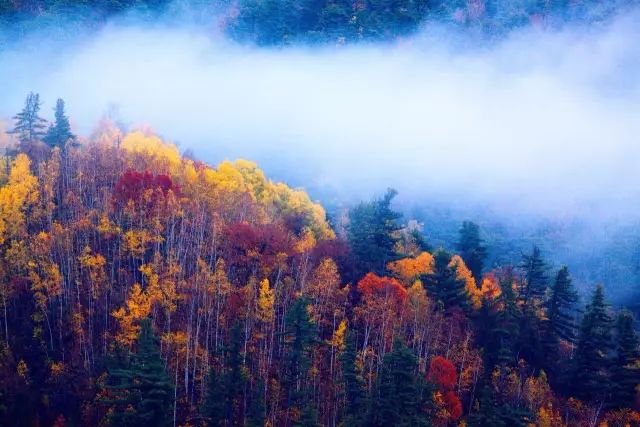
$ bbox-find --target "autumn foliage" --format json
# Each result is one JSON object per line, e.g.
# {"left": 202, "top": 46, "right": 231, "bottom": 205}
{"left": 357, "top": 272, "right": 407, "bottom": 307}
{"left": 428, "top": 356, "right": 463, "bottom": 423}
{"left": 113, "top": 169, "right": 179, "bottom": 211}
{"left": 0, "top": 121, "right": 639, "bottom": 427}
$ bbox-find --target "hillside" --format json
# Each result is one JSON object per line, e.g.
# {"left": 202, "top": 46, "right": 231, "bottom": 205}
{"left": 1, "top": 96, "right": 640, "bottom": 426}
{"left": 0, "top": 0, "right": 636, "bottom": 46}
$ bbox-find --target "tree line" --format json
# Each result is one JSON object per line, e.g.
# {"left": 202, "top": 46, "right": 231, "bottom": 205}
{"left": 1, "top": 0, "right": 628, "bottom": 45}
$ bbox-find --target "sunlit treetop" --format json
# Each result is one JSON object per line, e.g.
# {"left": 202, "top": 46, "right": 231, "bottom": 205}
{"left": 387, "top": 251, "right": 434, "bottom": 284}
{"left": 115, "top": 130, "right": 334, "bottom": 241}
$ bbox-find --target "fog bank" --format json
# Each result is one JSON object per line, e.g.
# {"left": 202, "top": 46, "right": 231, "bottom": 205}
{"left": 1, "top": 10, "right": 639, "bottom": 220}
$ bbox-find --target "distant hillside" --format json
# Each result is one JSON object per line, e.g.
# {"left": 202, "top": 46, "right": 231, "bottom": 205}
{"left": 1, "top": 0, "right": 637, "bottom": 45}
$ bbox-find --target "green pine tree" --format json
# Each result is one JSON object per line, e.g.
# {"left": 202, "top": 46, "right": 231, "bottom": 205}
{"left": 202, "top": 322, "right": 246, "bottom": 426}
{"left": 347, "top": 188, "right": 402, "bottom": 278}
{"left": 520, "top": 246, "right": 548, "bottom": 303}
{"left": 456, "top": 221, "right": 487, "bottom": 283}
{"left": 131, "top": 318, "right": 174, "bottom": 426}
{"left": 296, "top": 401, "right": 320, "bottom": 427}
{"left": 468, "top": 386, "right": 532, "bottom": 427}
{"left": 202, "top": 368, "right": 226, "bottom": 427}
{"left": 468, "top": 386, "right": 503, "bottom": 427}
{"left": 284, "top": 297, "right": 318, "bottom": 425}
{"left": 339, "top": 330, "right": 364, "bottom": 426}
{"left": 542, "top": 266, "right": 578, "bottom": 372}
{"left": 572, "top": 285, "right": 614, "bottom": 403}
{"left": 610, "top": 310, "right": 640, "bottom": 408}
{"left": 422, "top": 249, "right": 469, "bottom": 313}
{"left": 477, "top": 269, "right": 521, "bottom": 371}
{"left": 546, "top": 266, "right": 579, "bottom": 343}
{"left": 516, "top": 247, "right": 549, "bottom": 368}
{"left": 224, "top": 322, "right": 245, "bottom": 424}
{"left": 43, "top": 98, "right": 75, "bottom": 149}
{"left": 368, "top": 339, "right": 431, "bottom": 427}
{"left": 100, "top": 345, "right": 139, "bottom": 427}
{"left": 100, "top": 320, "right": 173, "bottom": 426}
{"left": 246, "top": 379, "right": 266, "bottom": 427}
{"left": 10, "top": 92, "right": 47, "bottom": 144}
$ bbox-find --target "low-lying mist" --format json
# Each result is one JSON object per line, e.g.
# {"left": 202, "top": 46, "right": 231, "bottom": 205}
{"left": 1, "top": 7, "right": 639, "bottom": 301}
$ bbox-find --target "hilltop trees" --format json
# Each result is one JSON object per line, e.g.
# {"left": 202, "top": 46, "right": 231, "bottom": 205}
{"left": 422, "top": 249, "right": 469, "bottom": 312}
{"left": 456, "top": 221, "right": 486, "bottom": 283}
{"left": 44, "top": 99, "right": 75, "bottom": 149}
{"left": 521, "top": 246, "right": 548, "bottom": 304}
{"left": 10, "top": 93, "right": 47, "bottom": 145}
{"left": 9, "top": 94, "right": 75, "bottom": 153}
{"left": 0, "top": 0, "right": 631, "bottom": 47}
{"left": 347, "top": 188, "right": 402, "bottom": 278}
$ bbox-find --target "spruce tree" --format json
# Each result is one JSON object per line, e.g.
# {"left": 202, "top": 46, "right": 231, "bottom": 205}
{"left": 456, "top": 221, "right": 487, "bottom": 283}
{"left": 101, "top": 320, "right": 173, "bottom": 426}
{"left": 468, "top": 386, "right": 532, "bottom": 427}
{"left": 224, "top": 322, "right": 245, "bottom": 423}
{"left": 347, "top": 189, "right": 402, "bottom": 278}
{"left": 572, "top": 285, "right": 614, "bottom": 403}
{"left": 610, "top": 310, "right": 640, "bottom": 408}
{"left": 131, "top": 318, "right": 173, "bottom": 426}
{"left": 202, "top": 368, "right": 226, "bottom": 427}
{"left": 340, "top": 330, "right": 364, "bottom": 426}
{"left": 246, "top": 380, "right": 266, "bottom": 427}
{"left": 546, "top": 266, "right": 579, "bottom": 343}
{"left": 101, "top": 345, "right": 139, "bottom": 427}
{"left": 480, "top": 269, "right": 520, "bottom": 370}
{"left": 202, "top": 322, "right": 246, "bottom": 426}
{"left": 517, "top": 247, "right": 548, "bottom": 368}
{"left": 468, "top": 386, "right": 504, "bottom": 427}
{"left": 542, "top": 266, "right": 578, "bottom": 372}
{"left": 284, "top": 297, "right": 317, "bottom": 424}
{"left": 422, "top": 249, "right": 469, "bottom": 312}
{"left": 43, "top": 98, "right": 75, "bottom": 149}
{"left": 520, "top": 246, "right": 548, "bottom": 303}
{"left": 10, "top": 92, "right": 47, "bottom": 144}
{"left": 368, "top": 339, "right": 431, "bottom": 427}
{"left": 296, "top": 401, "right": 320, "bottom": 427}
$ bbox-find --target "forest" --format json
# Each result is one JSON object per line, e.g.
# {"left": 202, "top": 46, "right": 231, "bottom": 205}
{"left": 0, "top": 0, "right": 635, "bottom": 45}
{"left": 0, "top": 92, "right": 639, "bottom": 427}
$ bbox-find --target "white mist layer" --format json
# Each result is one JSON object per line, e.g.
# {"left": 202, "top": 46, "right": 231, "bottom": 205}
{"left": 1, "top": 12, "right": 639, "bottom": 218}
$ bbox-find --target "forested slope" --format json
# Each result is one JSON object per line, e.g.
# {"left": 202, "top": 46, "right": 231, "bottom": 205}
{"left": 1, "top": 94, "right": 640, "bottom": 426}
{"left": 1, "top": 0, "right": 637, "bottom": 45}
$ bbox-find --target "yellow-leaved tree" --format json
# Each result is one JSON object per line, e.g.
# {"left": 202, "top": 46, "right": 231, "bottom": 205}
{"left": 112, "top": 283, "right": 152, "bottom": 346}
{"left": 0, "top": 154, "right": 40, "bottom": 244}
{"left": 387, "top": 251, "right": 434, "bottom": 285}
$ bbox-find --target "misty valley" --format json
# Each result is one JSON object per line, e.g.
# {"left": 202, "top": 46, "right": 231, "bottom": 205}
{"left": 1, "top": 0, "right": 640, "bottom": 426}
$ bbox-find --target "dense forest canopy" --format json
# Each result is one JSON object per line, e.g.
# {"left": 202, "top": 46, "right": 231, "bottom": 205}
{"left": 1, "top": 0, "right": 640, "bottom": 425}
{"left": 0, "top": 0, "right": 637, "bottom": 45}
{"left": 0, "top": 93, "right": 640, "bottom": 426}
